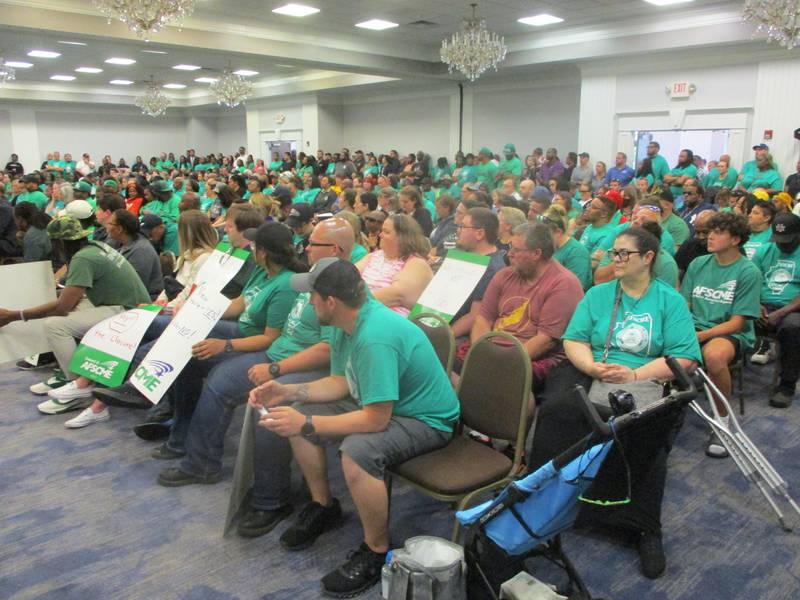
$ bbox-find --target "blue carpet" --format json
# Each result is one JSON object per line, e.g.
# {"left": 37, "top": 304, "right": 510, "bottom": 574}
{"left": 1, "top": 361, "right": 800, "bottom": 599}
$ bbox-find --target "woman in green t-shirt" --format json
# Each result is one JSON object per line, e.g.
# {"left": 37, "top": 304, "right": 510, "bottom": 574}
{"left": 530, "top": 226, "right": 701, "bottom": 581}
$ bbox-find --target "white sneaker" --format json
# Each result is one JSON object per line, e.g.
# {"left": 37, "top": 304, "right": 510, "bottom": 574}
{"left": 64, "top": 407, "right": 110, "bottom": 429}
{"left": 751, "top": 340, "right": 774, "bottom": 365}
{"left": 29, "top": 370, "right": 69, "bottom": 395}
{"left": 46, "top": 380, "right": 95, "bottom": 401}
{"left": 37, "top": 396, "right": 90, "bottom": 415}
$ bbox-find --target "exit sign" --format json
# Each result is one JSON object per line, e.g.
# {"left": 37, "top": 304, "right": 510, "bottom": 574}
{"left": 670, "top": 81, "right": 691, "bottom": 98}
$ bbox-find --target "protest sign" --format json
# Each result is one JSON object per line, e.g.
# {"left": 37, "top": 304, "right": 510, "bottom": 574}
{"left": 410, "top": 250, "right": 490, "bottom": 321}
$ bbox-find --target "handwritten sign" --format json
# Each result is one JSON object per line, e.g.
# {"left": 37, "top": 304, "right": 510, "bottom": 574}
{"left": 191, "top": 242, "right": 249, "bottom": 295}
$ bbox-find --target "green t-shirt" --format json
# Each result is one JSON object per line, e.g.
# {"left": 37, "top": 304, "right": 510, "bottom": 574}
{"left": 681, "top": 254, "right": 761, "bottom": 349}
{"left": 667, "top": 164, "right": 698, "bottom": 200}
{"left": 237, "top": 268, "right": 297, "bottom": 337}
{"left": 650, "top": 154, "right": 670, "bottom": 185}
{"left": 65, "top": 241, "right": 150, "bottom": 308}
{"left": 475, "top": 161, "right": 499, "bottom": 192}
{"left": 298, "top": 165, "right": 314, "bottom": 178}
{"left": 743, "top": 169, "right": 782, "bottom": 192}
{"left": 497, "top": 156, "right": 523, "bottom": 181}
{"left": 751, "top": 242, "right": 800, "bottom": 307}
{"left": 702, "top": 167, "right": 738, "bottom": 189}
{"left": 329, "top": 298, "right": 460, "bottom": 432}
{"left": 430, "top": 165, "right": 451, "bottom": 182}
{"left": 554, "top": 237, "right": 592, "bottom": 290}
{"left": 302, "top": 188, "right": 321, "bottom": 204}
{"left": 739, "top": 160, "right": 757, "bottom": 184}
{"left": 155, "top": 160, "right": 174, "bottom": 171}
{"left": 17, "top": 190, "right": 48, "bottom": 211}
{"left": 458, "top": 164, "right": 477, "bottom": 183}
{"left": 269, "top": 160, "right": 283, "bottom": 171}
{"left": 661, "top": 212, "right": 690, "bottom": 248}
{"left": 267, "top": 292, "right": 333, "bottom": 363}
{"left": 351, "top": 244, "right": 368, "bottom": 263}
{"left": 579, "top": 222, "right": 617, "bottom": 256}
{"left": 744, "top": 228, "right": 773, "bottom": 260}
{"left": 563, "top": 279, "right": 702, "bottom": 369}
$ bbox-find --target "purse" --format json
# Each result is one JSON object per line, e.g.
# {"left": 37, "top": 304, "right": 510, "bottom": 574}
{"left": 387, "top": 536, "right": 467, "bottom": 600}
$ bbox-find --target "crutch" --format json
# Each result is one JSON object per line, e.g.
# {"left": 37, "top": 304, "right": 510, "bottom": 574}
{"left": 689, "top": 367, "right": 800, "bottom": 532}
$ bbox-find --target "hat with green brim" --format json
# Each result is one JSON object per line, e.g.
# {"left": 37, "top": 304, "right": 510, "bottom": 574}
{"left": 503, "top": 143, "right": 516, "bottom": 154}
{"left": 103, "top": 179, "right": 119, "bottom": 189}
{"left": 73, "top": 180, "right": 92, "bottom": 194}
{"left": 479, "top": 147, "right": 492, "bottom": 156}
{"left": 150, "top": 180, "right": 173, "bottom": 194}
{"left": 47, "top": 215, "right": 91, "bottom": 241}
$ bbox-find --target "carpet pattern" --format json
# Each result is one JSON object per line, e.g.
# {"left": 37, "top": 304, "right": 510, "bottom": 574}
{"left": 1, "top": 361, "right": 799, "bottom": 599}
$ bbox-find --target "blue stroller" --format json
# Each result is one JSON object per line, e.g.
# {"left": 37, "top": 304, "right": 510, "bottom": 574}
{"left": 456, "top": 358, "right": 698, "bottom": 599}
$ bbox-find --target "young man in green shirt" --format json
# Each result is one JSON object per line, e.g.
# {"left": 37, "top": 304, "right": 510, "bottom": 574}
{"left": 250, "top": 258, "right": 459, "bottom": 598}
{"left": 475, "top": 146, "right": 499, "bottom": 192}
{"left": 658, "top": 189, "right": 690, "bottom": 250}
{"left": 744, "top": 200, "right": 776, "bottom": 260}
{"left": 579, "top": 195, "right": 617, "bottom": 268}
{"left": 17, "top": 175, "right": 48, "bottom": 211}
{"left": 682, "top": 212, "right": 762, "bottom": 457}
{"left": 496, "top": 143, "right": 523, "bottom": 186}
{"left": 646, "top": 141, "right": 670, "bottom": 186}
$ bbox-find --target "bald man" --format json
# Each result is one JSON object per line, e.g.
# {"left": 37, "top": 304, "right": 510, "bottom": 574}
{"left": 676, "top": 209, "right": 715, "bottom": 277}
{"left": 157, "top": 218, "right": 355, "bottom": 488}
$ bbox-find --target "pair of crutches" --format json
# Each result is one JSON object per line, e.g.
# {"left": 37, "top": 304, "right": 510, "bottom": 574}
{"left": 691, "top": 367, "right": 800, "bottom": 531}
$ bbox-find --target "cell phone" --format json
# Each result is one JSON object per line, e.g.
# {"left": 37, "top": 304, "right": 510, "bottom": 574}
{"left": 257, "top": 407, "right": 269, "bottom": 418}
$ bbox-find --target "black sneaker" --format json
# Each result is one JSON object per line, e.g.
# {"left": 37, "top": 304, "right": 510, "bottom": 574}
{"left": 16, "top": 352, "right": 57, "bottom": 371}
{"left": 134, "top": 422, "right": 171, "bottom": 441}
{"left": 637, "top": 532, "right": 666, "bottom": 579}
{"left": 157, "top": 467, "right": 222, "bottom": 487}
{"left": 150, "top": 443, "right": 185, "bottom": 460}
{"left": 705, "top": 431, "right": 729, "bottom": 459}
{"left": 94, "top": 384, "right": 151, "bottom": 409}
{"left": 321, "top": 542, "right": 386, "bottom": 598}
{"left": 770, "top": 388, "right": 795, "bottom": 409}
{"left": 237, "top": 505, "right": 293, "bottom": 538}
{"left": 280, "top": 499, "right": 343, "bottom": 551}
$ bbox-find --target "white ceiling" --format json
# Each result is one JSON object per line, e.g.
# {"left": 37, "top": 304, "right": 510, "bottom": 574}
{"left": 0, "top": 0, "right": 781, "bottom": 108}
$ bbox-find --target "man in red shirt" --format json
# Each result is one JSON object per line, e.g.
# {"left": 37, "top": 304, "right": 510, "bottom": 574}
{"left": 471, "top": 222, "right": 584, "bottom": 391}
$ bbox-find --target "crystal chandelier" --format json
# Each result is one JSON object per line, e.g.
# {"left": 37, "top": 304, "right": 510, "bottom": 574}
{"left": 441, "top": 3, "right": 507, "bottom": 82}
{"left": 210, "top": 68, "right": 254, "bottom": 108}
{"left": 0, "top": 56, "right": 15, "bottom": 85}
{"left": 93, "top": 0, "right": 197, "bottom": 38}
{"left": 135, "top": 77, "right": 170, "bottom": 116}
{"left": 742, "top": 0, "right": 800, "bottom": 50}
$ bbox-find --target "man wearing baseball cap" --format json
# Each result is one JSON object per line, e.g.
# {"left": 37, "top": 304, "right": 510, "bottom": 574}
{"left": 144, "top": 179, "right": 180, "bottom": 255}
{"left": 751, "top": 213, "right": 800, "bottom": 408}
{"left": 249, "top": 257, "right": 459, "bottom": 597}
{"left": 475, "top": 146, "right": 499, "bottom": 192}
{"left": 17, "top": 175, "right": 48, "bottom": 211}
{"left": 0, "top": 215, "right": 150, "bottom": 424}
{"left": 286, "top": 202, "right": 315, "bottom": 266}
{"left": 497, "top": 143, "right": 522, "bottom": 186}
{"left": 738, "top": 143, "right": 770, "bottom": 188}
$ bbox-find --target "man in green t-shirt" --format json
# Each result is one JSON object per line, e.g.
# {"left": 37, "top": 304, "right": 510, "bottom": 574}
{"left": 250, "top": 258, "right": 459, "bottom": 598}
{"left": 496, "top": 143, "right": 523, "bottom": 186}
{"left": 579, "top": 195, "right": 617, "bottom": 268}
{"left": 682, "top": 212, "right": 762, "bottom": 457}
{"left": 744, "top": 200, "right": 776, "bottom": 260}
{"left": 662, "top": 149, "right": 698, "bottom": 203}
{"left": 658, "top": 189, "right": 690, "bottom": 250}
{"left": 646, "top": 141, "right": 670, "bottom": 185}
{"left": 17, "top": 175, "right": 48, "bottom": 211}
{"left": 750, "top": 214, "right": 800, "bottom": 408}
{"left": 475, "top": 146, "right": 499, "bottom": 192}
{"left": 0, "top": 216, "right": 149, "bottom": 418}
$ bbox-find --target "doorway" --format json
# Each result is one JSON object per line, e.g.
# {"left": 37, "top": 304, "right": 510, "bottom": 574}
{"left": 264, "top": 139, "right": 299, "bottom": 163}
{"left": 633, "top": 130, "right": 730, "bottom": 169}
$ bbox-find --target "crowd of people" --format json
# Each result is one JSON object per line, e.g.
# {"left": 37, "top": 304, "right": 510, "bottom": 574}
{"left": 1, "top": 140, "right": 799, "bottom": 597}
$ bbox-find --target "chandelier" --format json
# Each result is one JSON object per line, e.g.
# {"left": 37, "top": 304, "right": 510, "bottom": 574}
{"left": 742, "top": 0, "right": 800, "bottom": 50}
{"left": 135, "top": 77, "right": 170, "bottom": 116}
{"left": 93, "top": 0, "right": 197, "bottom": 38}
{"left": 0, "top": 57, "right": 15, "bottom": 85}
{"left": 210, "top": 68, "right": 254, "bottom": 108}
{"left": 441, "top": 3, "right": 507, "bottom": 82}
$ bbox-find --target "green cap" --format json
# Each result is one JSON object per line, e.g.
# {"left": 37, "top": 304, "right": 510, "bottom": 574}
{"left": 479, "top": 146, "right": 492, "bottom": 156}
{"left": 73, "top": 180, "right": 92, "bottom": 194}
{"left": 46, "top": 215, "right": 91, "bottom": 241}
{"left": 503, "top": 143, "right": 516, "bottom": 154}
{"left": 150, "top": 180, "right": 172, "bottom": 194}
{"left": 103, "top": 179, "right": 119, "bottom": 189}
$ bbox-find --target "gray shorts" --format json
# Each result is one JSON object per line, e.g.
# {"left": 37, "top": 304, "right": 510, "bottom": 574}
{"left": 295, "top": 398, "right": 452, "bottom": 479}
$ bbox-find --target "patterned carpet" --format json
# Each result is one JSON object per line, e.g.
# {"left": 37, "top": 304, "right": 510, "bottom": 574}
{"left": 1, "top": 360, "right": 799, "bottom": 600}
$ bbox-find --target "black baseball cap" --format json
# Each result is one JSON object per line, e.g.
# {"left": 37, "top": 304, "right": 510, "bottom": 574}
{"left": 578, "top": 152, "right": 589, "bottom": 158}
{"left": 22, "top": 174, "right": 39, "bottom": 183}
{"left": 243, "top": 221, "right": 293, "bottom": 251}
{"left": 286, "top": 203, "right": 314, "bottom": 228}
{"left": 771, "top": 213, "right": 800, "bottom": 243}
{"left": 290, "top": 257, "right": 363, "bottom": 301}
{"left": 753, "top": 143, "right": 769, "bottom": 151}
{"left": 271, "top": 185, "right": 292, "bottom": 203}
{"left": 140, "top": 214, "right": 164, "bottom": 235}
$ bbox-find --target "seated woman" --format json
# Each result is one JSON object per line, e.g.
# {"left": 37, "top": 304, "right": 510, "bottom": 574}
{"left": 13, "top": 202, "right": 52, "bottom": 263}
{"left": 356, "top": 213, "right": 432, "bottom": 316}
{"left": 529, "top": 226, "right": 701, "bottom": 580}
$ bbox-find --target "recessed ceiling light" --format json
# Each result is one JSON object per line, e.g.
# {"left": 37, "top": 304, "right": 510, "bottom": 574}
{"left": 28, "top": 50, "right": 61, "bottom": 58}
{"left": 141, "top": 50, "right": 168, "bottom": 54}
{"left": 233, "top": 69, "right": 259, "bottom": 76}
{"left": 272, "top": 3, "right": 319, "bottom": 17}
{"left": 643, "top": 0, "right": 694, "bottom": 5}
{"left": 355, "top": 19, "right": 399, "bottom": 31}
{"left": 75, "top": 67, "right": 103, "bottom": 74}
{"left": 6, "top": 61, "right": 33, "bottom": 68}
{"left": 58, "top": 40, "right": 87, "bottom": 46}
{"left": 109, "top": 79, "right": 134, "bottom": 85}
{"left": 105, "top": 57, "right": 136, "bottom": 65}
{"left": 163, "top": 83, "right": 187, "bottom": 89}
{"left": 50, "top": 75, "right": 76, "bottom": 81}
{"left": 517, "top": 14, "right": 564, "bottom": 26}
{"left": 173, "top": 64, "right": 201, "bottom": 71}
{"left": 194, "top": 77, "right": 218, "bottom": 83}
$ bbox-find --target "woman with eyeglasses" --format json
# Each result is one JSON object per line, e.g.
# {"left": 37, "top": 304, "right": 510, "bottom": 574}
{"left": 529, "top": 225, "right": 701, "bottom": 581}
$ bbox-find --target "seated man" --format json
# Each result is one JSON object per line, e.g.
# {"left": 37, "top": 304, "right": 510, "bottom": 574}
{"left": 678, "top": 179, "right": 715, "bottom": 230}
{"left": 249, "top": 258, "right": 459, "bottom": 598}
{"left": 675, "top": 209, "right": 714, "bottom": 278}
{"left": 744, "top": 199, "right": 776, "bottom": 260}
{"left": 471, "top": 222, "right": 583, "bottom": 391}
{"left": 579, "top": 195, "right": 617, "bottom": 269}
{"left": 750, "top": 213, "right": 800, "bottom": 407}
{"left": 0, "top": 216, "right": 150, "bottom": 420}
{"left": 156, "top": 218, "right": 355, "bottom": 487}
{"left": 681, "top": 212, "right": 761, "bottom": 457}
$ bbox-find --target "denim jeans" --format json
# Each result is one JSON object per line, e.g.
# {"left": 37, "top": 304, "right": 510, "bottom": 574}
{"left": 176, "top": 355, "right": 327, "bottom": 478}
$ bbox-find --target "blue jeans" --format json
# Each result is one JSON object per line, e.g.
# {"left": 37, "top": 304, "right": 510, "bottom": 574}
{"left": 177, "top": 355, "right": 327, "bottom": 478}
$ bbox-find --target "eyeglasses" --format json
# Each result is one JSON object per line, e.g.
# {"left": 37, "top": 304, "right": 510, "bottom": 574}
{"left": 507, "top": 246, "right": 531, "bottom": 255}
{"left": 607, "top": 249, "right": 642, "bottom": 262}
{"left": 456, "top": 224, "right": 479, "bottom": 230}
{"left": 307, "top": 242, "right": 337, "bottom": 248}
{"left": 683, "top": 190, "right": 696, "bottom": 196}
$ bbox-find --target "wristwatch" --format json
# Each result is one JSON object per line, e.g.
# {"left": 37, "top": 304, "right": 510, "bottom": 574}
{"left": 269, "top": 362, "right": 282, "bottom": 378}
{"left": 300, "top": 415, "right": 315, "bottom": 438}
{"left": 224, "top": 339, "right": 234, "bottom": 352}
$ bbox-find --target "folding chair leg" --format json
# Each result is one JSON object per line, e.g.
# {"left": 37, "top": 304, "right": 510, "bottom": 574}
{"left": 738, "top": 362, "right": 745, "bottom": 417}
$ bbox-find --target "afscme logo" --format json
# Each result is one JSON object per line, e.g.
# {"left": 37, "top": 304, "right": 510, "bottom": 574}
{"left": 692, "top": 285, "right": 734, "bottom": 303}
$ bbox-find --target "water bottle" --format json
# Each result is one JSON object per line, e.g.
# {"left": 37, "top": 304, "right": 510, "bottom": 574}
{"left": 381, "top": 550, "right": 394, "bottom": 599}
